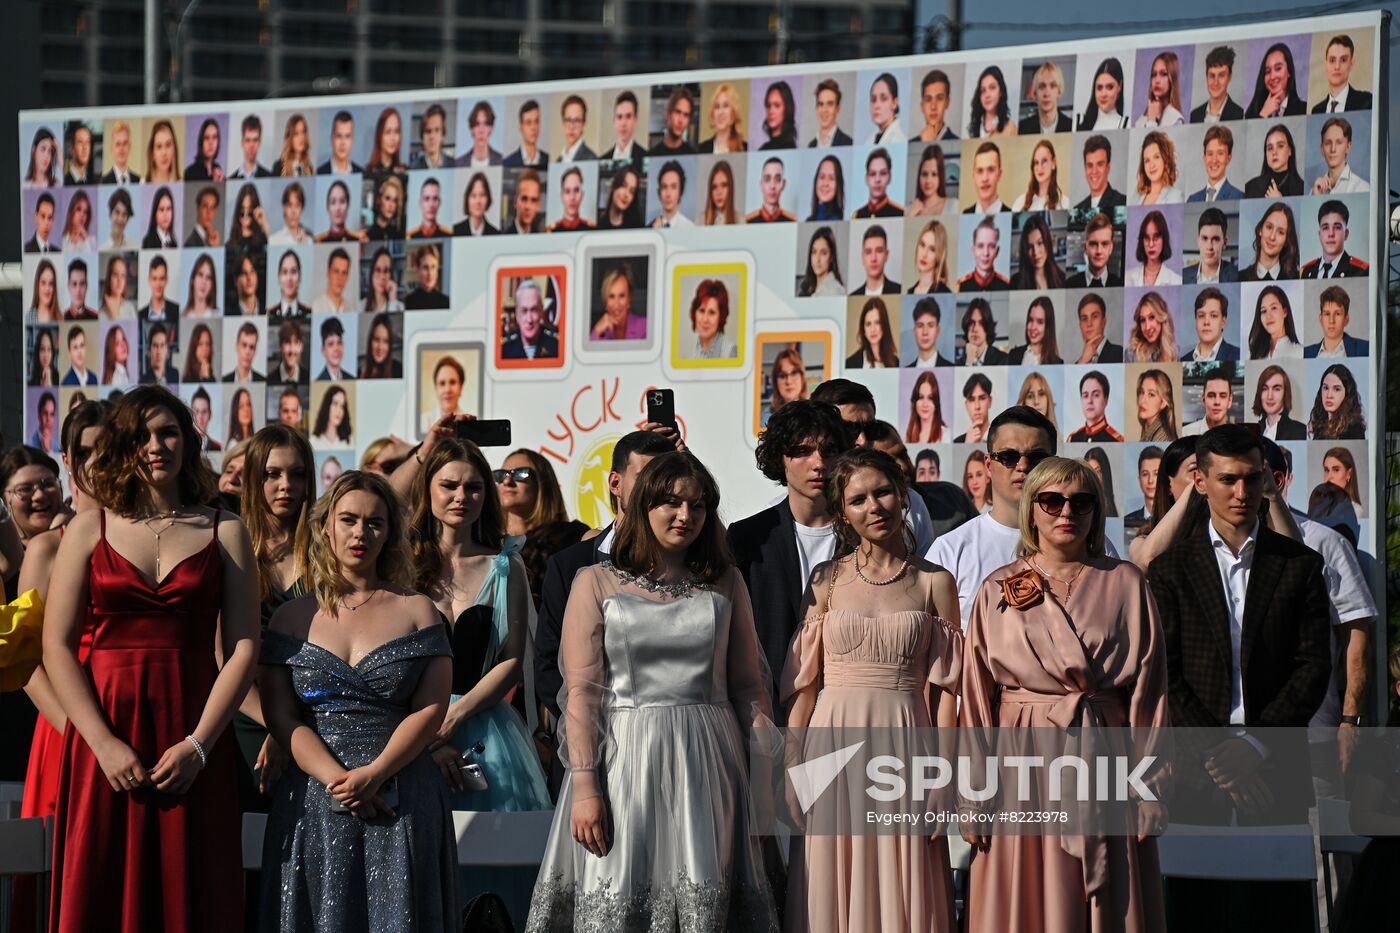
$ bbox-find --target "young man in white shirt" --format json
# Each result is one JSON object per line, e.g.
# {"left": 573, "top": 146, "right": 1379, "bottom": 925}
{"left": 906, "top": 298, "right": 952, "bottom": 367}
{"left": 1189, "top": 286, "right": 1241, "bottom": 361}
{"left": 101, "top": 120, "right": 142, "bottom": 184}
{"left": 650, "top": 160, "right": 693, "bottom": 228}
{"left": 555, "top": 95, "right": 596, "bottom": 162}
{"left": 963, "top": 142, "right": 1007, "bottom": 214}
{"left": 601, "top": 91, "right": 647, "bottom": 159}
{"left": 1183, "top": 209, "right": 1240, "bottom": 286}
{"left": 808, "top": 79, "right": 852, "bottom": 147}
{"left": 312, "top": 249, "right": 352, "bottom": 314}
{"left": 1310, "top": 117, "right": 1368, "bottom": 194}
{"left": 1072, "top": 135, "right": 1127, "bottom": 211}
{"left": 1181, "top": 366, "right": 1236, "bottom": 435}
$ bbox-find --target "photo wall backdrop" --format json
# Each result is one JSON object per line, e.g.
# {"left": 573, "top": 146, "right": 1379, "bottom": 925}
{"left": 17, "top": 11, "right": 1387, "bottom": 563}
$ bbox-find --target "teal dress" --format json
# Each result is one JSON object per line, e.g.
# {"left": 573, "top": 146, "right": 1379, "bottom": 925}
{"left": 446, "top": 538, "right": 550, "bottom": 812}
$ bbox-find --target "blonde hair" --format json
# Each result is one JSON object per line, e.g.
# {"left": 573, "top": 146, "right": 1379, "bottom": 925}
{"left": 1016, "top": 456, "right": 1107, "bottom": 559}
{"left": 278, "top": 113, "right": 313, "bottom": 177}
{"left": 1016, "top": 371, "right": 1059, "bottom": 429}
{"left": 306, "top": 470, "right": 413, "bottom": 615}
{"left": 1129, "top": 291, "right": 1178, "bottom": 362}
{"left": 918, "top": 220, "right": 951, "bottom": 290}
{"left": 710, "top": 83, "right": 747, "bottom": 149}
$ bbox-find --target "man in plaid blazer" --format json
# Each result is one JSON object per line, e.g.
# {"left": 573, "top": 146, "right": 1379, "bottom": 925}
{"left": 1149, "top": 424, "right": 1330, "bottom": 930}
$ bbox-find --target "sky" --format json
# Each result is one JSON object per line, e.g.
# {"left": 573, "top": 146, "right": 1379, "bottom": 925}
{"left": 915, "top": 0, "right": 1396, "bottom": 188}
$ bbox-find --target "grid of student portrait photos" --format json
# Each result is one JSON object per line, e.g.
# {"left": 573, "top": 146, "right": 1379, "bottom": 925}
{"left": 18, "top": 21, "right": 1382, "bottom": 549}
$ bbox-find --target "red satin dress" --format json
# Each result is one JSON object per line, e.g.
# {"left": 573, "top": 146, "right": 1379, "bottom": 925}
{"left": 49, "top": 511, "right": 242, "bottom": 933}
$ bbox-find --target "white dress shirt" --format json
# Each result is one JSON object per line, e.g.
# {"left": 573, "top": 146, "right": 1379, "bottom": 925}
{"left": 1206, "top": 519, "right": 1257, "bottom": 727}
{"left": 1322, "top": 86, "right": 1350, "bottom": 112}
{"left": 1327, "top": 164, "right": 1369, "bottom": 194}
{"left": 558, "top": 138, "right": 586, "bottom": 163}
{"left": 1191, "top": 337, "right": 1223, "bottom": 362}
{"left": 1266, "top": 337, "right": 1303, "bottom": 360}
{"left": 868, "top": 121, "right": 906, "bottom": 145}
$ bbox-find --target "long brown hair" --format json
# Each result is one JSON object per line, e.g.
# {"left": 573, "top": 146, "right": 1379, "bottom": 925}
{"left": 501, "top": 448, "right": 568, "bottom": 533}
{"left": 88, "top": 386, "right": 218, "bottom": 517}
{"left": 240, "top": 425, "right": 315, "bottom": 600}
{"left": 610, "top": 452, "right": 731, "bottom": 585}
{"left": 904, "top": 371, "right": 945, "bottom": 443}
{"left": 306, "top": 470, "right": 413, "bottom": 614}
{"left": 857, "top": 297, "right": 899, "bottom": 367}
{"left": 825, "top": 448, "right": 911, "bottom": 558}
{"left": 408, "top": 437, "right": 504, "bottom": 592}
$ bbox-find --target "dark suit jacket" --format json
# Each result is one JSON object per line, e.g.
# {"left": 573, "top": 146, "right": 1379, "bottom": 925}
{"left": 142, "top": 231, "right": 178, "bottom": 250}
{"left": 503, "top": 148, "right": 549, "bottom": 168}
{"left": 138, "top": 300, "right": 180, "bottom": 322}
{"left": 1189, "top": 339, "right": 1241, "bottom": 362}
{"left": 1149, "top": 522, "right": 1330, "bottom": 823}
{"left": 1065, "top": 270, "right": 1124, "bottom": 288}
{"left": 535, "top": 527, "right": 611, "bottom": 722}
{"left": 600, "top": 142, "right": 648, "bottom": 160}
{"left": 1006, "top": 345, "right": 1054, "bottom": 365}
{"left": 1263, "top": 415, "right": 1307, "bottom": 440}
{"left": 222, "top": 369, "right": 266, "bottom": 383}
{"left": 184, "top": 162, "right": 221, "bottom": 181}
{"left": 454, "top": 148, "right": 503, "bottom": 168}
{"left": 850, "top": 279, "right": 901, "bottom": 297}
{"left": 226, "top": 165, "right": 269, "bottom": 179}
{"left": 1072, "top": 186, "right": 1127, "bottom": 213}
{"left": 1246, "top": 97, "right": 1306, "bottom": 119}
{"left": 1311, "top": 86, "right": 1372, "bottom": 113}
{"left": 1089, "top": 340, "right": 1124, "bottom": 363}
{"left": 807, "top": 128, "right": 853, "bottom": 147}
{"left": 1304, "top": 332, "right": 1368, "bottom": 358}
{"left": 501, "top": 332, "right": 559, "bottom": 359}
{"left": 23, "top": 235, "right": 57, "bottom": 254}
{"left": 66, "top": 166, "right": 98, "bottom": 185}
{"left": 1182, "top": 260, "right": 1240, "bottom": 284}
{"left": 906, "top": 353, "right": 953, "bottom": 368}
{"left": 1186, "top": 179, "right": 1243, "bottom": 202}
{"left": 452, "top": 219, "right": 499, "bottom": 236}
{"left": 316, "top": 158, "right": 364, "bottom": 175}
{"left": 1017, "top": 111, "right": 1072, "bottom": 134}
{"left": 557, "top": 141, "right": 600, "bottom": 160}
{"left": 100, "top": 167, "right": 142, "bottom": 184}
{"left": 957, "top": 345, "right": 1009, "bottom": 366}
{"left": 728, "top": 500, "right": 806, "bottom": 718}
{"left": 1189, "top": 97, "right": 1245, "bottom": 122}
{"left": 184, "top": 227, "right": 215, "bottom": 248}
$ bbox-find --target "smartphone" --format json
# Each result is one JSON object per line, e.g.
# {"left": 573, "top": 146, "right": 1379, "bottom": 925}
{"left": 646, "top": 388, "right": 676, "bottom": 427}
{"left": 455, "top": 419, "right": 512, "bottom": 448}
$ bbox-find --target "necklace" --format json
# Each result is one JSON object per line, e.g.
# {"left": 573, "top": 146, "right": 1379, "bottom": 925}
{"left": 342, "top": 588, "right": 378, "bottom": 612}
{"left": 604, "top": 561, "right": 698, "bottom": 598}
{"left": 853, "top": 550, "right": 909, "bottom": 586}
{"left": 141, "top": 508, "right": 186, "bottom": 581}
{"left": 1028, "top": 557, "right": 1086, "bottom": 599}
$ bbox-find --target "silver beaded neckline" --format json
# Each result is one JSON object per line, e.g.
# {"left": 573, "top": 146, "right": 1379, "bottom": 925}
{"left": 604, "top": 560, "right": 699, "bottom": 598}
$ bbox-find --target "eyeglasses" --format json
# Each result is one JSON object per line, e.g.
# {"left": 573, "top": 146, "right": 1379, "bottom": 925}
{"left": 492, "top": 467, "right": 535, "bottom": 484}
{"left": 1033, "top": 491, "right": 1097, "bottom": 516}
{"left": 987, "top": 448, "right": 1052, "bottom": 470}
{"left": 5, "top": 478, "right": 61, "bottom": 499}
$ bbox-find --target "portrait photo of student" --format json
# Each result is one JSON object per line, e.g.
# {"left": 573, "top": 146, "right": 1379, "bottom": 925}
{"left": 802, "top": 75, "right": 854, "bottom": 148}
{"left": 310, "top": 313, "right": 357, "bottom": 381}
{"left": 754, "top": 335, "right": 830, "bottom": 430}
{"left": 1065, "top": 210, "right": 1124, "bottom": 287}
{"left": 856, "top": 68, "right": 909, "bottom": 145}
{"left": 268, "top": 317, "right": 307, "bottom": 385}
{"left": 1245, "top": 36, "right": 1311, "bottom": 118}
{"left": 502, "top": 167, "right": 547, "bottom": 234}
{"left": 60, "top": 321, "right": 99, "bottom": 386}
{"left": 1124, "top": 206, "right": 1183, "bottom": 286}
{"left": 1018, "top": 58, "right": 1075, "bottom": 134}
{"left": 61, "top": 254, "right": 99, "bottom": 321}
{"left": 1244, "top": 118, "right": 1307, "bottom": 198}
{"left": 363, "top": 105, "right": 409, "bottom": 177}
{"left": 224, "top": 181, "right": 271, "bottom": 253}
{"left": 1247, "top": 360, "right": 1307, "bottom": 440}
{"left": 1179, "top": 124, "right": 1244, "bottom": 202}
{"left": 267, "top": 384, "right": 307, "bottom": 429}
{"left": 359, "top": 310, "right": 403, "bottom": 379}
{"left": 646, "top": 157, "right": 696, "bottom": 228}
{"left": 901, "top": 295, "right": 956, "bottom": 367}
{"left": 899, "top": 367, "right": 953, "bottom": 444}
{"left": 844, "top": 296, "right": 900, "bottom": 368}
{"left": 1306, "top": 361, "right": 1367, "bottom": 442}
{"left": 97, "top": 186, "right": 139, "bottom": 253}
{"left": 178, "top": 319, "right": 219, "bottom": 384}
{"left": 409, "top": 101, "right": 456, "bottom": 170}
{"left": 673, "top": 267, "right": 745, "bottom": 366}
{"left": 915, "top": 66, "right": 962, "bottom": 141}
{"left": 795, "top": 222, "right": 848, "bottom": 298}
{"left": 751, "top": 78, "right": 799, "bottom": 151}
{"left": 270, "top": 110, "right": 314, "bottom": 177}
{"left": 649, "top": 83, "right": 699, "bottom": 155}
{"left": 951, "top": 368, "right": 1006, "bottom": 443}
{"left": 1189, "top": 43, "right": 1247, "bottom": 122}
{"left": 1007, "top": 292, "right": 1065, "bottom": 365}
{"left": 22, "top": 189, "right": 61, "bottom": 254}
{"left": 964, "top": 62, "right": 1018, "bottom": 138}
{"left": 1124, "top": 289, "right": 1180, "bottom": 363}
{"left": 137, "top": 251, "right": 181, "bottom": 324}
{"left": 99, "top": 319, "right": 137, "bottom": 386}
{"left": 1074, "top": 53, "right": 1132, "bottom": 131}
{"left": 553, "top": 91, "right": 600, "bottom": 162}
{"left": 178, "top": 250, "right": 222, "bottom": 319}
{"left": 1132, "top": 48, "right": 1191, "bottom": 128}
{"left": 1010, "top": 136, "right": 1069, "bottom": 211}
{"left": 142, "top": 183, "right": 182, "bottom": 249}
{"left": 97, "top": 252, "right": 137, "bottom": 320}
{"left": 1309, "top": 31, "right": 1374, "bottom": 113}
{"left": 744, "top": 153, "right": 797, "bottom": 223}
{"left": 22, "top": 122, "right": 62, "bottom": 189}
{"left": 62, "top": 119, "right": 100, "bottom": 185}
{"left": 363, "top": 173, "right": 406, "bottom": 240}
{"left": 139, "top": 321, "right": 179, "bottom": 388}
{"left": 1123, "top": 443, "right": 1165, "bottom": 523}
{"left": 360, "top": 244, "right": 404, "bottom": 312}
{"left": 848, "top": 221, "right": 902, "bottom": 296}
{"left": 960, "top": 140, "right": 1011, "bottom": 214}
{"left": 1069, "top": 290, "right": 1124, "bottom": 364}
{"left": 955, "top": 213, "right": 1011, "bottom": 292}
{"left": 416, "top": 344, "right": 482, "bottom": 435}
{"left": 1065, "top": 367, "right": 1125, "bottom": 441}
{"left": 953, "top": 295, "right": 1009, "bottom": 365}
{"left": 1181, "top": 204, "right": 1240, "bottom": 284}
{"left": 1009, "top": 211, "right": 1067, "bottom": 289}
{"left": 309, "top": 381, "right": 354, "bottom": 449}
{"left": 1239, "top": 200, "right": 1302, "bottom": 282}
{"left": 907, "top": 143, "right": 957, "bottom": 218}
{"left": 266, "top": 245, "right": 312, "bottom": 319}
{"left": 496, "top": 268, "right": 566, "bottom": 367}
{"left": 1306, "top": 114, "right": 1371, "bottom": 195}
{"left": 1244, "top": 280, "right": 1306, "bottom": 359}
{"left": 143, "top": 116, "right": 184, "bottom": 183}
{"left": 180, "top": 184, "right": 222, "bottom": 249}
{"left": 1300, "top": 194, "right": 1369, "bottom": 278}
{"left": 503, "top": 96, "right": 550, "bottom": 168}
{"left": 452, "top": 167, "right": 502, "bottom": 236}
{"left": 904, "top": 218, "right": 955, "bottom": 295}
{"left": 694, "top": 154, "right": 742, "bottom": 225}
{"left": 1070, "top": 131, "right": 1128, "bottom": 215}
{"left": 182, "top": 114, "right": 225, "bottom": 182}
{"left": 852, "top": 145, "right": 905, "bottom": 218}
{"left": 25, "top": 256, "right": 63, "bottom": 323}
{"left": 1124, "top": 365, "right": 1182, "bottom": 443}
{"left": 316, "top": 176, "right": 367, "bottom": 243}
{"left": 1183, "top": 284, "right": 1241, "bottom": 361}
{"left": 596, "top": 160, "right": 645, "bottom": 229}
{"left": 1310, "top": 441, "right": 1367, "bottom": 520}
{"left": 403, "top": 241, "right": 450, "bottom": 310}
{"left": 28, "top": 324, "right": 61, "bottom": 386}
{"left": 456, "top": 98, "right": 505, "bottom": 168}
{"left": 221, "top": 317, "right": 266, "bottom": 383}
{"left": 545, "top": 162, "right": 598, "bottom": 231}
{"left": 1302, "top": 279, "right": 1368, "bottom": 358}
{"left": 798, "top": 149, "right": 848, "bottom": 223}
{"left": 267, "top": 179, "right": 314, "bottom": 245}
{"left": 588, "top": 256, "right": 650, "bottom": 342}
{"left": 101, "top": 117, "right": 142, "bottom": 184}
{"left": 599, "top": 88, "right": 649, "bottom": 160}
{"left": 697, "top": 79, "right": 750, "bottom": 153}
{"left": 406, "top": 171, "right": 453, "bottom": 239}
{"left": 308, "top": 245, "right": 355, "bottom": 314}
{"left": 314, "top": 108, "right": 362, "bottom": 176}
{"left": 180, "top": 384, "right": 223, "bottom": 449}
{"left": 1129, "top": 129, "right": 1184, "bottom": 205}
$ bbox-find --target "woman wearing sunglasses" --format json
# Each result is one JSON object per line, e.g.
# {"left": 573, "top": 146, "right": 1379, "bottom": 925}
{"left": 959, "top": 456, "right": 1169, "bottom": 933}
{"left": 495, "top": 449, "right": 589, "bottom": 599}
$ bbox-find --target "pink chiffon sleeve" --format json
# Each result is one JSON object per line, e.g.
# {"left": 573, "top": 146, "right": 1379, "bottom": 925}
{"left": 559, "top": 565, "right": 608, "bottom": 801}
{"left": 1124, "top": 564, "right": 1173, "bottom": 801}
{"left": 779, "top": 569, "right": 827, "bottom": 710}
{"left": 721, "top": 568, "right": 775, "bottom": 734}
{"left": 925, "top": 616, "right": 963, "bottom": 693}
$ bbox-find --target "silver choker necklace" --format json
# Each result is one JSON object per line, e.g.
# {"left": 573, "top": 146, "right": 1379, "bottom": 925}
{"left": 604, "top": 561, "right": 698, "bottom": 598}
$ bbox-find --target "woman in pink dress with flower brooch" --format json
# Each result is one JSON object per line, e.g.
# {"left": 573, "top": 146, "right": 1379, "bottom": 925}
{"left": 782, "top": 448, "right": 962, "bottom": 933}
{"left": 959, "top": 456, "right": 1169, "bottom": 933}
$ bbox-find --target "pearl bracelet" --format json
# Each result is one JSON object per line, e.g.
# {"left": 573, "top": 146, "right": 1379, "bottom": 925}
{"left": 185, "top": 734, "right": 208, "bottom": 770}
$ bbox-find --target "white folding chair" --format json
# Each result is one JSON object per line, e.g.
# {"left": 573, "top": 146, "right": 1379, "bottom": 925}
{"left": 453, "top": 810, "right": 554, "bottom": 866}
{"left": 1156, "top": 823, "right": 1320, "bottom": 932}
{"left": 0, "top": 815, "right": 53, "bottom": 933}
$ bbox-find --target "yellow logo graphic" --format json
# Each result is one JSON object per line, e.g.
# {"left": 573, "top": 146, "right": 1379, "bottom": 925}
{"left": 573, "top": 434, "right": 619, "bottom": 529}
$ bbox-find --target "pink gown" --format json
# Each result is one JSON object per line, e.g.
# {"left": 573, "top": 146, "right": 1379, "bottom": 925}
{"left": 959, "top": 556, "right": 1169, "bottom": 933}
{"left": 782, "top": 566, "right": 962, "bottom": 933}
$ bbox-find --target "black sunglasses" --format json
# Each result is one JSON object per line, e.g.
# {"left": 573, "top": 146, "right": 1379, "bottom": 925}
{"left": 1033, "top": 491, "right": 1097, "bottom": 516}
{"left": 492, "top": 467, "right": 535, "bottom": 484}
{"left": 987, "top": 448, "right": 1052, "bottom": 470}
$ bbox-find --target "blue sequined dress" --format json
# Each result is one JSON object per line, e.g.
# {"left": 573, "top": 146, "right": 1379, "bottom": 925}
{"left": 257, "top": 624, "right": 459, "bottom": 933}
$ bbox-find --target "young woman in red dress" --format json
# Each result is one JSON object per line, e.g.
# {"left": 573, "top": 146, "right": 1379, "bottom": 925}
{"left": 42, "top": 385, "right": 259, "bottom": 932}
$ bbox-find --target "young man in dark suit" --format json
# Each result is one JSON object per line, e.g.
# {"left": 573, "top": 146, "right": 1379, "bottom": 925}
{"left": 1312, "top": 34, "right": 1373, "bottom": 113}
{"left": 1190, "top": 45, "right": 1247, "bottom": 122}
{"left": 1072, "top": 135, "right": 1127, "bottom": 213}
{"left": 728, "top": 400, "right": 848, "bottom": 717}
{"left": 1148, "top": 424, "right": 1330, "bottom": 931}
{"left": 533, "top": 429, "right": 677, "bottom": 794}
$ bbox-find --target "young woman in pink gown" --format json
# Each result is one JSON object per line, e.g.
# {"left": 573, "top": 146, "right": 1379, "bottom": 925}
{"left": 959, "top": 456, "right": 1169, "bottom": 933}
{"left": 783, "top": 448, "right": 963, "bottom": 933}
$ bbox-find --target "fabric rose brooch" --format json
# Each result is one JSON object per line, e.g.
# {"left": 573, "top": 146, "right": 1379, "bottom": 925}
{"left": 997, "top": 567, "right": 1045, "bottom": 612}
